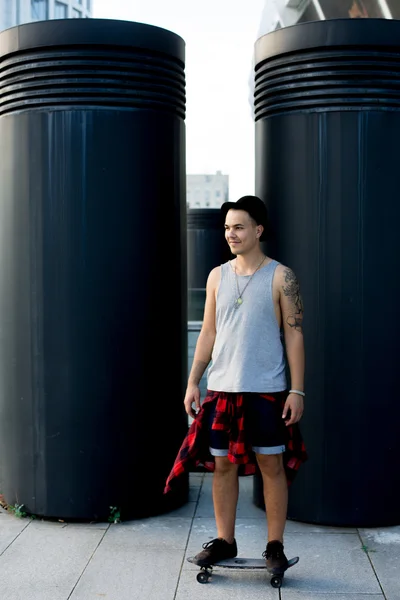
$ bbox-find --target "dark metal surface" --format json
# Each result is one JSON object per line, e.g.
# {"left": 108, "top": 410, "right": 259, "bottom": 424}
{"left": 253, "top": 18, "right": 400, "bottom": 526}
{"left": 187, "top": 209, "right": 232, "bottom": 286}
{"left": 187, "top": 209, "right": 232, "bottom": 320}
{"left": 255, "top": 19, "right": 400, "bottom": 120}
{"left": 0, "top": 18, "right": 185, "bottom": 60}
{"left": 0, "top": 19, "right": 188, "bottom": 520}
{"left": 0, "top": 20, "right": 185, "bottom": 118}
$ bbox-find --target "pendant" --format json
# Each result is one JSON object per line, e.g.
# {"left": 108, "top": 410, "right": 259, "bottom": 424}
{"left": 235, "top": 297, "right": 243, "bottom": 308}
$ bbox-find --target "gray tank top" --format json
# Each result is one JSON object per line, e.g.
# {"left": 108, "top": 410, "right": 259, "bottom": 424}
{"left": 207, "top": 259, "right": 287, "bottom": 393}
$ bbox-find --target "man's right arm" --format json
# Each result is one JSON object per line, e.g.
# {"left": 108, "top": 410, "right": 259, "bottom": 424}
{"left": 184, "top": 267, "right": 219, "bottom": 417}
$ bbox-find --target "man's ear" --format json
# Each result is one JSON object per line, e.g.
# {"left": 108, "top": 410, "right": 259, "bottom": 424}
{"left": 257, "top": 225, "right": 264, "bottom": 238}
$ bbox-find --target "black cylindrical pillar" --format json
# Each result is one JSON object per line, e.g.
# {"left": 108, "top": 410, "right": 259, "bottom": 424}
{"left": 0, "top": 19, "right": 188, "bottom": 520}
{"left": 253, "top": 18, "right": 400, "bottom": 527}
{"left": 187, "top": 209, "right": 232, "bottom": 321}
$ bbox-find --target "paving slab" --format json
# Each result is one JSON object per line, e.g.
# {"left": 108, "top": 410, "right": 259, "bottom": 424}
{"left": 113, "top": 516, "right": 192, "bottom": 549}
{"left": 188, "top": 485, "right": 201, "bottom": 503}
{"left": 163, "top": 499, "right": 198, "bottom": 518}
{"left": 0, "top": 511, "right": 30, "bottom": 555}
{"left": 285, "top": 519, "right": 357, "bottom": 535}
{"left": 282, "top": 594, "right": 384, "bottom": 599}
{"left": 359, "top": 526, "right": 400, "bottom": 600}
{"left": 17, "top": 518, "right": 110, "bottom": 531}
{"left": 59, "top": 521, "right": 110, "bottom": 531}
{"left": 281, "top": 533, "right": 382, "bottom": 595}
{"left": 69, "top": 517, "right": 192, "bottom": 600}
{"left": 176, "top": 568, "right": 279, "bottom": 600}
{"left": 190, "top": 473, "right": 204, "bottom": 481}
{"left": 0, "top": 520, "right": 105, "bottom": 600}
{"left": 70, "top": 545, "right": 184, "bottom": 600}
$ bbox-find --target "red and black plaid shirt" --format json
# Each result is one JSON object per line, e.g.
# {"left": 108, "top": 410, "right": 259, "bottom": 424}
{"left": 164, "top": 390, "right": 308, "bottom": 494}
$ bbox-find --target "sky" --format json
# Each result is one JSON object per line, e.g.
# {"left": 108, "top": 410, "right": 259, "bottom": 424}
{"left": 92, "top": 0, "right": 266, "bottom": 201}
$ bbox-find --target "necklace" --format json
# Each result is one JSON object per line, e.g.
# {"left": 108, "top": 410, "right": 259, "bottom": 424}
{"left": 233, "top": 255, "right": 267, "bottom": 309}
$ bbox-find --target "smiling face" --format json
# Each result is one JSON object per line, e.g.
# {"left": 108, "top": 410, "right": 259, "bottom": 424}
{"left": 224, "top": 209, "right": 263, "bottom": 255}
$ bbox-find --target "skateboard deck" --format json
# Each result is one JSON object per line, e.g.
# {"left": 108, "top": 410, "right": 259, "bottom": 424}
{"left": 187, "top": 555, "right": 299, "bottom": 588}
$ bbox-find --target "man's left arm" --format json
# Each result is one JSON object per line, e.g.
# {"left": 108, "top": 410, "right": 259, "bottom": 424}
{"left": 279, "top": 265, "right": 305, "bottom": 426}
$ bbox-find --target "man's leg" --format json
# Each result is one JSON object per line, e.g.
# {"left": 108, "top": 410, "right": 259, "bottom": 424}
{"left": 213, "top": 456, "right": 239, "bottom": 543}
{"left": 256, "top": 453, "right": 288, "bottom": 542}
{"left": 193, "top": 456, "right": 239, "bottom": 565}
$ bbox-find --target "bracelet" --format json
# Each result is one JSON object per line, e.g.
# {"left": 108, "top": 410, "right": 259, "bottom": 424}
{"left": 289, "top": 389, "right": 305, "bottom": 397}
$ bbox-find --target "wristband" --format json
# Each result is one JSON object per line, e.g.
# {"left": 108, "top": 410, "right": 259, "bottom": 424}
{"left": 289, "top": 389, "right": 305, "bottom": 397}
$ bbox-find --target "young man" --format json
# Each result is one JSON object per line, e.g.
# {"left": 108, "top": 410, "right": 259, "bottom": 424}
{"left": 165, "top": 195, "right": 307, "bottom": 575}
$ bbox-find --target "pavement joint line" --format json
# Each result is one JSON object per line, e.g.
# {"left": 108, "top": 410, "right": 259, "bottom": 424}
{"left": 172, "top": 472, "right": 205, "bottom": 600}
{"left": 279, "top": 588, "right": 386, "bottom": 600}
{"left": 0, "top": 515, "right": 31, "bottom": 557}
{"left": 285, "top": 531, "right": 360, "bottom": 535}
{"left": 356, "top": 527, "right": 387, "bottom": 600}
{"left": 66, "top": 522, "right": 111, "bottom": 600}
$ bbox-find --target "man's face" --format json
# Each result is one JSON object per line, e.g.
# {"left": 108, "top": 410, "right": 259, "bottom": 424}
{"left": 224, "top": 209, "right": 261, "bottom": 255}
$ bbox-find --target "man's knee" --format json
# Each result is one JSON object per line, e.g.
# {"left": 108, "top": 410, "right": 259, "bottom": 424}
{"left": 256, "top": 453, "right": 284, "bottom": 478}
{"left": 214, "top": 456, "right": 239, "bottom": 475}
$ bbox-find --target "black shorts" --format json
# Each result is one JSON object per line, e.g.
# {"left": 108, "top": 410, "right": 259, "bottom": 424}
{"left": 208, "top": 391, "right": 287, "bottom": 456}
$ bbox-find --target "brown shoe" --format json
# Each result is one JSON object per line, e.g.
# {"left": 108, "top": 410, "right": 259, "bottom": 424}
{"left": 263, "top": 540, "right": 289, "bottom": 574}
{"left": 193, "top": 537, "right": 237, "bottom": 567}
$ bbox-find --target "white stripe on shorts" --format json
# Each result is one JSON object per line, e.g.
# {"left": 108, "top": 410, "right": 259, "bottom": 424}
{"left": 209, "top": 447, "right": 229, "bottom": 457}
{"left": 209, "top": 445, "right": 285, "bottom": 457}
{"left": 252, "top": 445, "right": 285, "bottom": 455}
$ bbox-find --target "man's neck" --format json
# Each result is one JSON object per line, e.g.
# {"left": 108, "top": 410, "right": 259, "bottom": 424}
{"left": 234, "top": 251, "right": 269, "bottom": 275}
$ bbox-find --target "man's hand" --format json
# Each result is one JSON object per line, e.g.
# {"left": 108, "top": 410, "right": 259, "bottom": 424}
{"left": 282, "top": 393, "right": 304, "bottom": 426}
{"left": 184, "top": 384, "right": 201, "bottom": 418}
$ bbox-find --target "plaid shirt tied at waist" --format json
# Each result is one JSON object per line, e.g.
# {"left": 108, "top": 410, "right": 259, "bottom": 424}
{"left": 164, "top": 390, "right": 308, "bottom": 494}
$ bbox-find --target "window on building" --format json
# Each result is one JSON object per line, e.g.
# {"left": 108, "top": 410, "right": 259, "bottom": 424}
{"left": 87, "top": 0, "right": 91, "bottom": 10}
{"left": 215, "top": 190, "right": 221, "bottom": 198}
{"left": 31, "top": 0, "right": 49, "bottom": 21}
{"left": 54, "top": 1, "right": 68, "bottom": 18}
{"left": 72, "top": 8, "right": 81, "bottom": 17}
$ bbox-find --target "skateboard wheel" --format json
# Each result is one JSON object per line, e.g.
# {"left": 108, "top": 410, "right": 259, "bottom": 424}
{"left": 197, "top": 572, "right": 210, "bottom": 584}
{"left": 270, "top": 575, "right": 283, "bottom": 588}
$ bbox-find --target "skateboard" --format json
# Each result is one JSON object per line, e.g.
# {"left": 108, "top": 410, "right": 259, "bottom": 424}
{"left": 187, "top": 555, "right": 299, "bottom": 588}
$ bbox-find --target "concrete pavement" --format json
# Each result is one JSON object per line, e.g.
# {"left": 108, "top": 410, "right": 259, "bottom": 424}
{"left": 0, "top": 472, "right": 399, "bottom": 600}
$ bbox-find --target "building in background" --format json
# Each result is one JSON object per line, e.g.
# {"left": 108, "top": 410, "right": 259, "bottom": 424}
{"left": 0, "top": 0, "right": 92, "bottom": 31}
{"left": 257, "top": 0, "right": 398, "bottom": 36}
{"left": 186, "top": 171, "right": 229, "bottom": 209}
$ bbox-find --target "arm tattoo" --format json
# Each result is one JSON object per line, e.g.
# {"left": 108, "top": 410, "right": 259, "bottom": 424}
{"left": 282, "top": 268, "right": 304, "bottom": 333}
